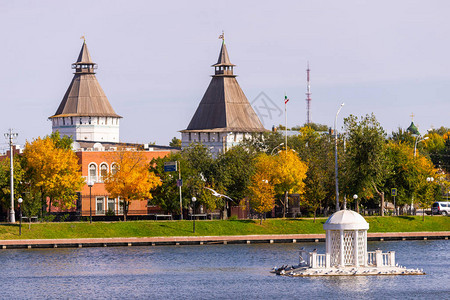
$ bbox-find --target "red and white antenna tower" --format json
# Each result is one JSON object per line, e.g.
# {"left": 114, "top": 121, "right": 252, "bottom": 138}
{"left": 306, "top": 62, "right": 312, "bottom": 124}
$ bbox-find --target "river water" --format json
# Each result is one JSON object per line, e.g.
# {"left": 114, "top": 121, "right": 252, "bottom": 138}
{"left": 0, "top": 240, "right": 448, "bottom": 299}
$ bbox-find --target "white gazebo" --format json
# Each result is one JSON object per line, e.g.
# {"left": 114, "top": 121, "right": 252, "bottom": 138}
{"left": 323, "top": 210, "right": 369, "bottom": 268}
{"left": 274, "top": 209, "right": 425, "bottom": 276}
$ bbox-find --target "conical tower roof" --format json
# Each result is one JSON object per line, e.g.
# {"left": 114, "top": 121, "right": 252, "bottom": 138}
{"left": 212, "top": 42, "right": 235, "bottom": 67}
{"left": 49, "top": 41, "right": 121, "bottom": 119}
{"left": 183, "top": 41, "right": 266, "bottom": 133}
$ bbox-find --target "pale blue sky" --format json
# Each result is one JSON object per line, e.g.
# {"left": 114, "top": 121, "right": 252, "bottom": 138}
{"left": 1, "top": 0, "right": 449, "bottom": 148}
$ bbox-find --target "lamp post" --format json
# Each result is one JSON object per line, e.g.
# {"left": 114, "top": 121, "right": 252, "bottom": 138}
{"left": 18, "top": 197, "right": 23, "bottom": 236}
{"left": 88, "top": 181, "right": 94, "bottom": 223}
{"left": 192, "top": 197, "right": 197, "bottom": 233}
{"left": 334, "top": 103, "right": 345, "bottom": 212}
{"left": 352, "top": 194, "right": 358, "bottom": 211}
{"left": 270, "top": 143, "right": 284, "bottom": 155}
{"left": 414, "top": 136, "right": 429, "bottom": 157}
{"left": 427, "top": 177, "right": 434, "bottom": 216}
{"left": 411, "top": 136, "right": 429, "bottom": 215}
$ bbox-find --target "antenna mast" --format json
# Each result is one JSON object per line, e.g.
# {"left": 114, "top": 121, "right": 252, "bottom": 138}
{"left": 306, "top": 63, "right": 312, "bottom": 124}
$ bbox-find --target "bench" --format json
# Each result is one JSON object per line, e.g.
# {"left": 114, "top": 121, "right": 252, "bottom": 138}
{"left": 21, "top": 216, "right": 38, "bottom": 222}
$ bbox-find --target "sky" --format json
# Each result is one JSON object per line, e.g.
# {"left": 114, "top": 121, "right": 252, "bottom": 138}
{"left": 1, "top": 0, "right": 449, "bottom": 150}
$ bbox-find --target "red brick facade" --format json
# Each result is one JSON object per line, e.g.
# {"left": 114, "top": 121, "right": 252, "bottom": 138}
{"left": 76, "top": 150, "right": 170, "bottom": 216}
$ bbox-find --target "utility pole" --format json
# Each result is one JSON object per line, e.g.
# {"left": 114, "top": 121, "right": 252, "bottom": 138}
{"left": 5, "top": 129, "right": 18, "bottom": 223}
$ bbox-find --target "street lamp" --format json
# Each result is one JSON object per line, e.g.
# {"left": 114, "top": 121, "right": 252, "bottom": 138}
{"left": 18, "top": 197, "right": 23, "bottom": 236}
{"left": 414, "top": 136, "right": 429, "bottom": 157}
{"left": 352, "top": 194, "right": 358, "bottom": 211}
{"left": 426, "top": 177, "right": 434, "bottom": 216}
{"left": 270, "top": 143, "right": 284, "bottom": 155}
{"left": 88, "top": 181, "right": 94, "bottom": 223}
{"left": 192, "top": 197, "right": 197, "bottom": 233}
{"left": 334, "top": 103, "right": 345, "bottom": 212}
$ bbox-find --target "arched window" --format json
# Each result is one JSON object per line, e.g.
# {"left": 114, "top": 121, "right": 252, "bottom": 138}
{"left": 89, "top": 163, "right": 97, "bottom": 182}
{"left": 100, "top": 163, "right": 108, "bottom": 181}
{"left": 111, "top": 163, "right": 118, "bottom": 175}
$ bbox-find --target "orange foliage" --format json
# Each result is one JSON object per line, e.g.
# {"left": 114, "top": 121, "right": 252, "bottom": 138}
{"left": 103, "top": 150, "right": 161, "bottom": 220}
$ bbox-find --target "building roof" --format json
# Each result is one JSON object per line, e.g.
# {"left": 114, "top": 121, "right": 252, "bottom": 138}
{"left": 182, "top": 42, "right": 266, "bottom": 133}
{"left": 323, "top": 210, "right": 369, "bottom": 230}
{"left": 407, "top": 121, "right": 420, "bottom": 135}
{"left": 49, "top": 41, "right": 121, "bottom": 119}
{"left": 212, "top": 42, "right": 235, "bottom": 67}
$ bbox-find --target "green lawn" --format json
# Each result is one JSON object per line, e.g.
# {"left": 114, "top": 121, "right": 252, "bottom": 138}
{"left": 0, "top": 216, "right": 448, "bottom": 240}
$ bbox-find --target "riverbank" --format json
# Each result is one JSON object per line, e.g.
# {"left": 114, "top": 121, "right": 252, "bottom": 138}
{"left": 0, "top": 232, "right": 448, "bottom": 249}
{"left": 0, "top": 216, "right": 448, "bottom": 240}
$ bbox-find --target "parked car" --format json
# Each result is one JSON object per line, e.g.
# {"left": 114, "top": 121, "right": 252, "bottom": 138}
{"left": 431, "top": 202, "right": 450, "bottom": 216}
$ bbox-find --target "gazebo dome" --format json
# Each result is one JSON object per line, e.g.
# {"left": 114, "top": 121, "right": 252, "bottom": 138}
{"left": 323, "top": 210, "right": 369, "bottom": 231}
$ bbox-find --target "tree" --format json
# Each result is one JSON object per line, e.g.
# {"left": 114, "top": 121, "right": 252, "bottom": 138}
{"left": 214, "top": 145, "right": 257, "bottom": 202}
{"left": 292, "top": 126, "right": 335, "bottom": 221}
{"left": 248, "top": 172, "right": 275, "bottom": 224}
{"left": 169, "top": 137, "right": 182, "bottom": 148}
{"left": 342, "top": 114, "right": 390, "bottom": 215}
{"left": 385, "top": 141, "right": 438, "bottom": 216}
{"left": 23, "top": 136, "right": 85, "bottom": 213}
{"left": 21, "top": 190, "right": 42, "bottom": 229}
{"left": 104, "top": 150, "right": 161, "bottom": 221}
{"left": 271, "top": 150, "right": 308, "bottom": 218}
{"left": 0, "top": 156, "right": 26, "bottom": 216}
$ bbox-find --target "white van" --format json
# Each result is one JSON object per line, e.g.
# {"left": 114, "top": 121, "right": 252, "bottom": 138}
{"left": 431, "top": 202, "right": 450, "bottom": 216}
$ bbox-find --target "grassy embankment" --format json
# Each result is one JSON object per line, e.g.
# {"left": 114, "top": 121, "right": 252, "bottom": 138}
{"left": 0, "top": 216, "right": 448, "bottom": 240}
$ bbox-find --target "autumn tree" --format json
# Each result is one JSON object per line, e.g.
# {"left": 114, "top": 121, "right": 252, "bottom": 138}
{"left": 23, "top": 136, "right": 85, "bottom": 213}
{"left": 248, "top": 172, "right": 275, "bottom": 224}
{"left": 104, "top": 150, "right": 161, "bottom": 221}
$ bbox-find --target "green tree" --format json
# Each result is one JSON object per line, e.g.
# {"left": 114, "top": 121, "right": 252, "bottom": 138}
{"left": 342, "top": 114, "right": 391, "bottom": 214}
{"left": 169, "top": 137, "right": 182, "bottom": 148}
{"left": 291, "top": 126, "right": 335, "bottom": 220}
{"left": 0, "top": 156, "right": 26, "bottom": 216}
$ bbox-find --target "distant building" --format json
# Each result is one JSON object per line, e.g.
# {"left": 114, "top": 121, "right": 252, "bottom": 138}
{"left": 49, "top": 41, "right": 122, "bottom": 143}
{"left": 181, "top": 39, "right": 267, "bottom": 154}
{"left": 47, "top": 41, "right": 173, "bottom": 218}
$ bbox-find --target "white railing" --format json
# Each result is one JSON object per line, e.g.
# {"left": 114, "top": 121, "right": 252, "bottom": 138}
{"left": 367, "top": 250, "right": 396, "bottom": 267}
{"left": 367, "top": 251, "right": 376, "bottom": 265}
{"left": 316, "top": 254, "right": 326, "bottom": 268}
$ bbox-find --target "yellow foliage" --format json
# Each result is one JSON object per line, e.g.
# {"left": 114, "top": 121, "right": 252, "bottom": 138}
{"left": 103, "top": 150, "right": 161, "bottom": 218}
{"left": 23, "top": 136, "right": 85, "bottom": 209}
{"left": 248, "top": 150, "right": 308, "bottom": 214}
{"left": 248, "top": 172, "right": 275, "bottom": 214}
{"left": 272, "top": 149, "right": 308, "bottom": 195}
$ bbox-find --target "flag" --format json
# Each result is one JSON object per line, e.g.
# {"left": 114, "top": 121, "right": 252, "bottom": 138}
{"left": 284, "top": 95, "right": 289, "bottom": 104}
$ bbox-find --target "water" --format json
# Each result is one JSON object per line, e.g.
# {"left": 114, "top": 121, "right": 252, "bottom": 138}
{"left": 0, "top": 240, "right": 448, "bottom": 299}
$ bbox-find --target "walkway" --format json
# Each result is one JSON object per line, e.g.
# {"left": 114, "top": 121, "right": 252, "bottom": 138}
{"left": 0, "top": 232, "right": 448, "bottom": 249}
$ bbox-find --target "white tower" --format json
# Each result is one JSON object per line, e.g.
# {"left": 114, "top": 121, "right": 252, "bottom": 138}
{"left": 49, "top": 40, "right": 121, "bottom": 143}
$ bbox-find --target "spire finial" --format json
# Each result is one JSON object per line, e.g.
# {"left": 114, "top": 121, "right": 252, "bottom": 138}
{"left": 80, "top": 34, "right": 86, "bottom": 43}
{"left": 218, "top": 31, "right": 225, "bottom": 43}
{"left": 410, "top": 112, "right": 415, "bottom": 121}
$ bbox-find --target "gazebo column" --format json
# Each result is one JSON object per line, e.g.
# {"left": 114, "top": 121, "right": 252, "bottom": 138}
{"left": 339, "top": 229, "right": 345, "bottom": 267}
{"left": 354, "top": 230, "right": 359, "bottom": 267}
